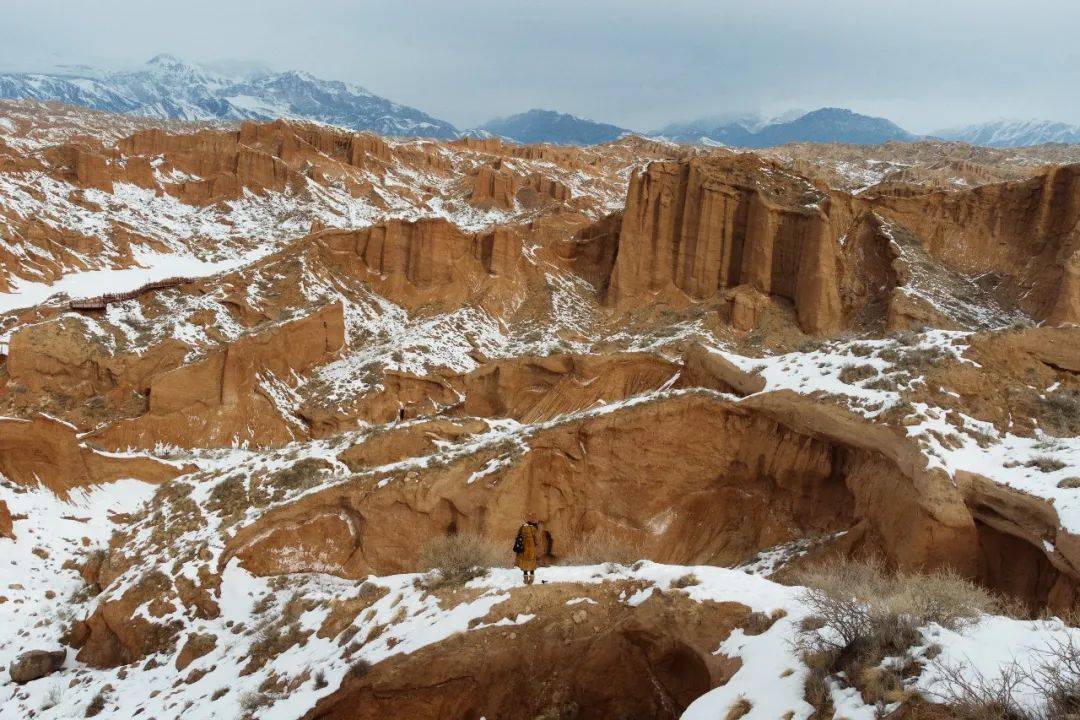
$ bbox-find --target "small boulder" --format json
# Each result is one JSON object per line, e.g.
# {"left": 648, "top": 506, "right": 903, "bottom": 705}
{"left": 0, "top": 499, "right": 13, "bottom": 539}
{"left": 9, "top": 649, "right": 65, "bottom": 683}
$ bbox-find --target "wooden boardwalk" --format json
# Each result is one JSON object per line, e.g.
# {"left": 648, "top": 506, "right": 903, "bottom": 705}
{"left": 67, "top": 276, "right": 196, "bottom": 310}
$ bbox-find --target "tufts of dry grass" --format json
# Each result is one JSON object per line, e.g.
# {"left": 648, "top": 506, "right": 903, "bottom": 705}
{"left": 1038, "top": 389, "right": 1080, "bottom": 436}
{"left": 558, "top": 529, "right": 645, "bottom": 566}
{"left": 670, "top": 573, "right": 700, "bottom": 589}
{"left": 793, "top": 557, "right": 1000, "bottom": 712}
{"left": 84, "top": 690, "right": 107, "bottom": 720}
{"left": 1026, "top": 455, "right": 1066, "bottom": 473}
{"left": 838, "top": 363, "right": 878, "bottom": 384}
{"left": 722, "top": 697, "right": 753, "bottom": 720}
{"left": 418, "top": 533, "right": 503, "bottom": 588}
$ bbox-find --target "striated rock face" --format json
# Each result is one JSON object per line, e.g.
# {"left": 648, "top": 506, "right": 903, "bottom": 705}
{"left": 8, "top": 313, "right": 190, "bottom": 401}
{"left": 314, "top": 219, "right": 529, "bottom": 312}
{"left": 595, "top": 154, "right": 1080, "bottom": 333}
{"left": 0, "top": 415, "right": 183, "bottom": 493}
{"left": 469, "top": 161, "right": 575, "bottom": 211}
{"left": 91, "top": 302, "right": 345, "bottom": 449}
{"left": 455, "top": 352, "right": 682, "bottom": 422}
{"left": 225, "top": 392, "right": 977, "bottom": 582}
{"left": 864, "top": 164, "right": 1080, "bottom": 324}
{"left": 607, "top": 155, "right": 842, "bottom": 333}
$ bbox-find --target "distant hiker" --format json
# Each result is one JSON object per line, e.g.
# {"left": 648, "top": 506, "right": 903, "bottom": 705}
{"left": 514, "top": 520, "right": 540, "bottom": 584}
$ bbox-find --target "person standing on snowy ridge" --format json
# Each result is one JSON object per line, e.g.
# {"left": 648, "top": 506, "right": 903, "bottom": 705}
{"left": 514, "top": 519, "right": 540, "bottom": 584}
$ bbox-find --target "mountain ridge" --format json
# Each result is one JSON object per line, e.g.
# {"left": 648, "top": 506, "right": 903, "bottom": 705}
{"left": 934, "top": 118, "right": 1080, "bottom": 147}
{"left": 5, "top": 56, "right": 1080, "bottom": 148}
{"left": 0, "top": 54, "right": 459, "bottom": 138}
{"left": 657, "top": 107, "right": 917, "bottom": 147}
{"left": 477, "top": 108, "right": 632, "bottom": 146}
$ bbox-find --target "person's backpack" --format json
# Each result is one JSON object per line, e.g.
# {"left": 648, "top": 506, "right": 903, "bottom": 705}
{"left": 513, "top": 530, "right": 524, "bottom": 554}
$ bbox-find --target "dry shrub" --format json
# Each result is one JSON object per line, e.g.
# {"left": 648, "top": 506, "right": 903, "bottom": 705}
{"left": 349, "top": 658, "right": 372, "bottom": 678}
{"left": 239, "top": 691, "right": 271, "bottom": 713}
{"left": 670, "top": 573, "right": 700, "bottom": 589}
{"left": 793, "top": 557, "right": 999, "bottom": 711}
{"left": 84, "top": 692, "right": 107, "bottom": 718}
{"left": 743, "top": 609, "right": 785, "bottom": 636}
{"left": 1038, "top": 390, "right": 1080, "bottom": 436}
{"left": 864, "top": 375, "right": 901, "bottom": 392}
{"left": 838, "top": 363, "right": 878, "bottom": 384}
{"left": 243, "top": 619, "right": 310, "bottom": 674}
{"left": 929, "top": 661, "right": 1031, "bottom": 720}
{"left": 1058, "top": 477, "right": 1080, "bottom": 490}
{"left": 723, "top": 697, "right": 753, "bottom": 720}
{"left": 558, "top": 529, "right": 644, "bottom": 566}
{"left": 1027, "top": 455, "right": 1066, "bottom": 473}
{"left": 1028, "top": 636, "right": 1080, "bottom": 719}
{"left": 418, "top": 533, "right": 502, "bottom": 588}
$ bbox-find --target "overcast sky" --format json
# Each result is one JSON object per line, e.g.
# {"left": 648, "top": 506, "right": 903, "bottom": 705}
{"left": 2, "top": 0, "right": 1077, "bottom": 132}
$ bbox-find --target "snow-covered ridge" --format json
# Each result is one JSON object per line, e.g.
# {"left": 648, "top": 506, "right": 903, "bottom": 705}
{"left": 935, "top": 118, "right": 1080, "bottom": 147}
{"left": 0, "top": 55, "right": 459, "bottom": 139}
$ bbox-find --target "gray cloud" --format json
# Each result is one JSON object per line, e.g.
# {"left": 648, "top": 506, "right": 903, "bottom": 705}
{"left": 2, "top": 0, "right": 1076, "bottom": 132}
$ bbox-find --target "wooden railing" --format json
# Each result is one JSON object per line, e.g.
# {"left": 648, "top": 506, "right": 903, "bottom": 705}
{"left": 67, "top": 276, "right": 196, "bottom": 310}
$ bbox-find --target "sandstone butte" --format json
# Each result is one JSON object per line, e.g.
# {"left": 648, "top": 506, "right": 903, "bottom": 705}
{"left": 0, "top": 100, "right": 1079, "bottom": 719}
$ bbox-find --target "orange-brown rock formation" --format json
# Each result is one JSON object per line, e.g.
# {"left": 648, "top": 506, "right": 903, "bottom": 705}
{"left": 0, "top": 499, "right": 13, "bottom": 539}
{"left": 607, "top": 156, "right": 842, "bottom": 334}
{"left": 0, "top": 415, "right": 183, "bottom": 493}
{"left": 225, "top": 392, "right": 977, "bottom": 583}
{"left": 313, "top": 220, "right": 527, "bottom": 312}
{"left": 864, "top": 165, "right": 1080, "bottom": 324}
{"left": 304, "top": 583, "right": 752, "bottom": 720}
{"left": 91, "top": 302, "right": 345, "bottom": 449}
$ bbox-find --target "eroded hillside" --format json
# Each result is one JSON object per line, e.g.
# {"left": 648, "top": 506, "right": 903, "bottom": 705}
{"left": 1, "top": 101, "right": 1079, "bottom": 719}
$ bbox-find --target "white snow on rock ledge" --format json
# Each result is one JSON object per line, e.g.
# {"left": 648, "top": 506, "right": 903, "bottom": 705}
{"left": 0, "top": 247, "right": 266, "bottom": 318}
{"left": 706, "top": 333, "right": 1080, "bottom": 535}
{"left": 2, "top": 541, "right": 1078, "bottom": 720}
{"left": 0, "top": 479, "right": 158, "bottom": 678}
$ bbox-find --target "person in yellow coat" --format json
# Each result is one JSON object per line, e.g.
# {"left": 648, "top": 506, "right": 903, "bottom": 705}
{"left": 514, "top": 519, "right": 540, "bottom": 584}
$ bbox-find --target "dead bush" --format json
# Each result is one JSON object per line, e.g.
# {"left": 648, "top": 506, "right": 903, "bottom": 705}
{"left": 1038, "top": 390, "right": 1080, "bottom": 436}
{"left": 1028, "top": 635, "right": 1080, "bottom": 719}
{"left": 1027, "top": 455, "right": 1066, "bottom": 473}
{"left": 864, "top": 375, "right": 901, "bottom": 392}
{"left": 722, "top": 697, "right": 753, "bottom": 720}
{"left": 1058, "top": 477, "right": 1080, "bottom": 490}
{"left": 267, "top": 458, "right": 330, "bottom": 497}
{"left": 932, "top": 634, "right": 1080, "bottom": 719}
{"left": 349, "top": 658, "right": 372, "bottom": 677}
{"left": 418, "top": 533, "right": 502, "bottom": 588}
{"left": 239, "top": 691, "right": 271, "bottom": 713}
{"left": 558, "top": 529, "right": 645, "bottom": 566}
{"left": 85, "top": 691, "right": 107, "bottom": 718}
{"left": 243, "top": 619, "right": 311, "bottom": 674}
{"left": 670, "top": 573, "right": 700, "bottom": 589}
{"left": 929, "top": 661, "right": 1031, "bottom": 720}
{"left": 794, "top": 557, "right": 998, "bottom": 712}
{"left": 838, "top": 363, "right": 878, "bottom": 384}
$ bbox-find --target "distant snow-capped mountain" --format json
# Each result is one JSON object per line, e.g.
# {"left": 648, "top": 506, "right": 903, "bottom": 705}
{"left": 0, "top": 54, "right": 459, "bottom": 138}
{"left": 934, "top": 119, "right": 1080, "bottom": 147}
{"left": 657, "top": 108, "right": 916, "bottom": 147}
{"left": 477, "top": 109, "right": 632, "bottom": 146}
